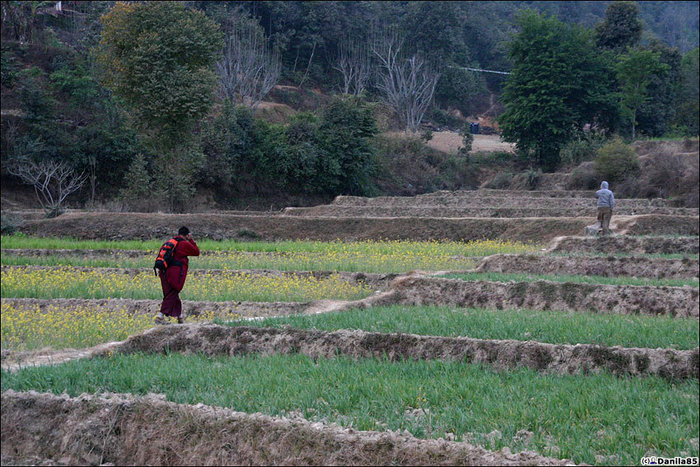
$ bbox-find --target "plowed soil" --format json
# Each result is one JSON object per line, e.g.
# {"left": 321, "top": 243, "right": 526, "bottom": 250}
{"left": 476, "top": 254, "right": 699, "bottom": 279}
{"left": 114, "top": 324, "right": 699, "bottom": 380}
{"left": 1, "top": 390, "right": 575, "bottom": 466}
{"left": 548, "top": 235, "right": 700, "bottom": 254}
{"left": 390, "top": 276, "right": 699, "bottom": 318}
{"left": 282, "top": 205, "right": 697, "bottom": 218}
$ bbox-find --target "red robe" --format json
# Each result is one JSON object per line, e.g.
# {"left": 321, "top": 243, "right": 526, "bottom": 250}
{"left": 159, "top": 237, "right": 200, "bottom": 317}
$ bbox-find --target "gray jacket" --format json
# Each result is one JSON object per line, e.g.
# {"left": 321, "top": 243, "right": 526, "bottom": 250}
{"left": 596, "top": 181, "right": 615, "bottom": 209}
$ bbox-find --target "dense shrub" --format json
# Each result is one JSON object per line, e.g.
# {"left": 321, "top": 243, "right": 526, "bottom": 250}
{"left": 560, "top": 134, "right": 607, "bottom": 167}
{"left": 594, "top": 138, "right": 640, "bottom": 182}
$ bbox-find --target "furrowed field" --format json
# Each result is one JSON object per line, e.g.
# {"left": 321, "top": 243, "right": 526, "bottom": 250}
{"left": 2, "top": 189, "right": 699, "bottom": 466}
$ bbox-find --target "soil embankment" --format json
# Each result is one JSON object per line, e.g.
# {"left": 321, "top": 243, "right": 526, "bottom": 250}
{"left": 115, "top": 324, "right": 699, "bottom": 380}
{"left": 17, "top": 211, "right": 699, "bottom": 242}
{"left": 1, "top": 390, "right": 574, "bottom": 466}
{"left": 331, "top": 195, "right": 671, "bottom": 209}
{"left": 19, "top": 211, "right": 597, "bottom": 242}
{"left": 390, "top": 277, "right": 699, "bottom": 318}
{"left": 548, "top": 236, "right": 699, "bottom": 254}
{"left": 476, "top": 254, "right": 699, "bottom": 279}
{"left": 282, "top": 205, "right": 697, "bottom": 218}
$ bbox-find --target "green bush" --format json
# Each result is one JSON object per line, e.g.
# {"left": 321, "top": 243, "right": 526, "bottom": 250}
{"left": 594, "top": 138, "right": 640, "bottom": 182}
{"left": 1, "top": 213, "right": 22, "bottom": 235}
{"left": 560, "top": 134, "right": 606, "bottom": 167}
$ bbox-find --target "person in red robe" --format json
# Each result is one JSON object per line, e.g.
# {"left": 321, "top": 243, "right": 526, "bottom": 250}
{"left": 155, "top": 226, "right": 200, "bottom": 324}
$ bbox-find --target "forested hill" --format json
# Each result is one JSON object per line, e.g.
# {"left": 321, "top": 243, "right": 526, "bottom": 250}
{"left": 1, "top": 1, "right": 698, "bottom": 215}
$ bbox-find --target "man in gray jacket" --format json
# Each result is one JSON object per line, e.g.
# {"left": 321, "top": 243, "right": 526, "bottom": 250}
{"left": 595, "top": 181, "right": 615, "bottom": 235}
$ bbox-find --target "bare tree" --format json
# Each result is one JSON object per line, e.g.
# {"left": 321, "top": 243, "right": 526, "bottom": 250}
{"left": 8, "top": 159, "right": 87, "bottom": 217}
{"left": 372, "top": 28, "right": 440, "bottom": 132}
{"left": 217, "top": 18, "right": 281, "bottom": 110}
{"left": 333, "top": 36, "right": 371, "bottom": 96}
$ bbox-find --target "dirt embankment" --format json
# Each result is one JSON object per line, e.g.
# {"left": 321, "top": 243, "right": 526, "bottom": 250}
{"left": 390, "top": 276, "right": 699, "bottom": 318}
{"left": 548, "top": 235, "right": 700, "bottom": 255}
{"left": 477, "top": 254, "right": 699, "bottom": 279}
{"left": 19, "top": 211, "right": 602, "bottom": 243}
{"left": 115, "top": 324, "right": 699, "bottom": 380}
{"left": 0, "top": 391, "right": 575, "bottom": 466}
{"left": 283, "top": 205, "right": 697, "bottom": 218}
{"left": 332, "top": 195, "right": 670, "bottom": 209}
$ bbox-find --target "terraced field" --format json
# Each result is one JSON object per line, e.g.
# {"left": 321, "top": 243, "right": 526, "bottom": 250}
{"left": 2, "top": 188, "right": 699, "bottom": 466}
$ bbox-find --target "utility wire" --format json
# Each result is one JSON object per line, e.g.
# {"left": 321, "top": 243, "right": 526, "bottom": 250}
{"left": 449, "top": 65, "right": 511, "bottom": 75}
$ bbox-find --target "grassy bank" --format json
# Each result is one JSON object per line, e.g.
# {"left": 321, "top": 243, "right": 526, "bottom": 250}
{"left": 222, "top": 305, "right": 699, "bottom": 350}
{"left": 2, "top": 353, "right": 697, "bottom": 466}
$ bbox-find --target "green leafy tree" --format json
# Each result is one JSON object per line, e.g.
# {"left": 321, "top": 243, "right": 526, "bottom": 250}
{"left": 118, "top": 153, "right": 152, "bottom": 209}
{"left": 674, "top": 47, "right": 699, "bottom": 136}
{"left": 319, "top": 96, "right": 378, "bottom": 195}
{"left": 635, "top": 40, "right": 682, "bottom": 137}
{"left": 97, "top": 1, "right": 224, "bottom": 211}
{"left": 615, "top": 49, "right": 670, "bottom": 140}
{"left": 498, "top": 10, "right": 617, "bottom": 172}
{"left": 595, "top": 1, "right": 643, "bottom": 51}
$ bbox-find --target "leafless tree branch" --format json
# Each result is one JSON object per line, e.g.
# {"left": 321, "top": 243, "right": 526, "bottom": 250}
{"left": 7, "top": 159, "right": 87, "bottom": 217}
{"left": 217, "top": 18, "right": 281, "bottom": 110}
{"left": 372, "top": 28, "right": 440, "bottom": 132}
{"left": 333, "top": 36, "right": 370, "bottom": 96}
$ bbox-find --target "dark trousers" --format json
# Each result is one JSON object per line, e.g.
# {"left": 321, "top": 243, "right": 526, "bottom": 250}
{"left": 159, "top": 270, "right": 182, "bottom": 317}
{"left": 597, "top": 207, "right": 613, "bottom": 235}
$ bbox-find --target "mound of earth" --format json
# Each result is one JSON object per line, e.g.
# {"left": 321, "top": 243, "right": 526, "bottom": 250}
{"left": 548, "top": 235, "right": 699, "bottom": 254}
{"left": 114, "top": 324, "right": 698, "bottom": 380}
{"left": 476, "top": 254, "right": 699, "bottom": 279}
{"left": 1, "top": 390, "right": 575, "bottom": 466}
{"left": 283, "top": 205, "right": 697, "bottom": 218}
{"left": 390, "top": 276, "right": 699, "bottom": 318}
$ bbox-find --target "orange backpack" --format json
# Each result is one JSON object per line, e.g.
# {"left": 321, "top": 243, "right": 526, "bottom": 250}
{"left": 153, "top": 237, "right": 183, "bottom": 276}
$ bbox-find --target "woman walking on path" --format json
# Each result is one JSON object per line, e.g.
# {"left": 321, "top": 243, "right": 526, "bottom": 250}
{"left": 155, "top": 226, "right": 200, "bottom": 324}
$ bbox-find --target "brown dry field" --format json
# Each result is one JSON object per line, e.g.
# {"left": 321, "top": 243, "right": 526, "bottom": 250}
{"left": 16, "top": 211, "right": 699, "bottom": 242}
{"left": 282, "top": 205, "right": 698, "bottom": 218}
{"left": 385, "top": 132, "right": 516, "bottom": 154}
{"left": 1, "top": 390, "right": 574, "bottom": 466}
{"left": 331, "top": 194, "right": 671, "bottom": 208}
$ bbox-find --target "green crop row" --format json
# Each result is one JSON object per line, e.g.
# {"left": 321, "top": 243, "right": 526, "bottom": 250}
{"left": 2, "top": 353, "right": 697, "bottom": 466}
{"left": 221, "top": 305, "right": 699, "bottom": 350}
